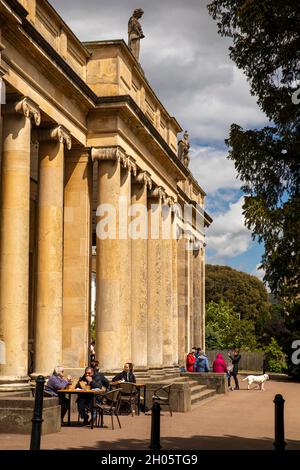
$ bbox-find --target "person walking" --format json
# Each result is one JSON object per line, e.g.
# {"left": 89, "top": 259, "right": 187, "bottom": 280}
{"left": 227, "top": 349, "right": 241, "bottom": 390}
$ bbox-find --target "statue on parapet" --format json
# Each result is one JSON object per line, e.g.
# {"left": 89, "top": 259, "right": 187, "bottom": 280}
{"left": 128, "top": 8, "right": 145, "bottom": 61}
{"left": 178, "top": 131, "right": 190, "bottom": 168}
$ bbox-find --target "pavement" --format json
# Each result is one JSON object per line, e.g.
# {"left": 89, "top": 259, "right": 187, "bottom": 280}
{"left": 0, "top": 379, "right": 300, "bottom": 450}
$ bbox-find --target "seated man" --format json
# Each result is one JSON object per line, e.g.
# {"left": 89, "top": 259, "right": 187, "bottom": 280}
{"left": 75, "top": 367, "right": 109, "bottom": 424}
{"left": 112, "top": 362, "right": 136, "bottom": 383}
{"left": 44, "top": 366, "right": 72, "bottom": 424}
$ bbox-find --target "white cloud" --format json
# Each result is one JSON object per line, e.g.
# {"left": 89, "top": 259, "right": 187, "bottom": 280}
{"left": 206, "top": 197, "right": 252, "bottom": 260}
{"left": 49, "top": 0, "right": 268, "bottom": 144}
{"left": 189, "top": 145, "right": 241, "bottom": 194}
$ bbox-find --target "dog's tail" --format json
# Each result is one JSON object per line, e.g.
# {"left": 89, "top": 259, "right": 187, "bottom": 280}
{"left": 241, "top": 376, "right": 248, "bottom": 381}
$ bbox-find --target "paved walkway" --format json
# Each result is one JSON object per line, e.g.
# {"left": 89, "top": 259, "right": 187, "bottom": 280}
{"left": 1, "top": 380, "right": 300, "bottom": 450}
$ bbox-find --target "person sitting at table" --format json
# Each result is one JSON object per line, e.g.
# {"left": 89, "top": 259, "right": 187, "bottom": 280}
{"left": 75, "top": 367, "right": 109, "bottom": 424}
{"left": 44, "top": 366, "right": 72, "bottom": 424}
{"left": 112, "top": 362, "right": 136, "bottom": 383}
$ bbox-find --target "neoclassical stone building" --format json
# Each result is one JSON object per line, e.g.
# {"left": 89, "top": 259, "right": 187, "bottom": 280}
{"left": 0, "top": 0, "right": 212, "bottom": 391}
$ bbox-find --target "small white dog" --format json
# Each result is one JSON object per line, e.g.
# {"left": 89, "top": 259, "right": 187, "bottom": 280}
{"left": 242, "top": 374, "right": 269, "bottom": 390}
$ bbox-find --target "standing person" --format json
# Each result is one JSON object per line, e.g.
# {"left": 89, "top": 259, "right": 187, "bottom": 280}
{"left": 228, "top": 349, "right": 241, "bottom": 390}
{"left": 112, "top": 362, "right": 136, "bottom": 383}
{"left": 44, "top": 366, "right": 72, "bottom": 424}
{"left": 186, "top": 348, "right": 196, "bottom": 372}
{"left": 212, "top": 353, "right": 228, "bottom": 373}
{"left": 90, "top": 341, "right": 95, "bottom": 364}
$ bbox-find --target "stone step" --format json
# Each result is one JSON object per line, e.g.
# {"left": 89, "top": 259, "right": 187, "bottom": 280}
{"left": 188, "top": 379, "right": 204, "bottom": 388}
{"left": 191, "top": 388, "right": 216, "bottom": 406}
{"left": 190, "top": 384, "right": 208, "bottom": 395}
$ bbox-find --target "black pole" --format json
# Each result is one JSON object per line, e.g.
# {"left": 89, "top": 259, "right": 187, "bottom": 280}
{"left": 273, "top": 394, "right": 287, "bottom": 451}
{"left": 149, "top": 401, "right": 161, "bottom": 450}
{"left": 30, "top": 375, "right": 45, "bottom": 450}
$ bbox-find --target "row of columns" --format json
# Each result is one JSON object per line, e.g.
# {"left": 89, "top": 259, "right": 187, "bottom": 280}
{"left": 0, "top": 94, "right": 205, "bottom": 390}
{"left": 0, "top": 97, "right": 73, "bottom": 389}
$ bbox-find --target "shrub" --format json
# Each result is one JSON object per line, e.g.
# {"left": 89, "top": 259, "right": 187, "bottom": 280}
{"left": 263, "top": 338, "right": 286, "bottom": 373}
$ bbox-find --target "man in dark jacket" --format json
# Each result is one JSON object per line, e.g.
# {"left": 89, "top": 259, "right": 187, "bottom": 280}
{"left": 112, "top": 362, "right": 136, "bottom": 383}
{"left": 228, "top": 349, "right": 241, "bottom": 390}
{"left": 75, "top": 367, "right": 109, "bottom": 424}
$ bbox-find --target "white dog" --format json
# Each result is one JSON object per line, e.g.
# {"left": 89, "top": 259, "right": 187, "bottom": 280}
{"left": 242, "top": 374, "right": 269, "bottom": 390}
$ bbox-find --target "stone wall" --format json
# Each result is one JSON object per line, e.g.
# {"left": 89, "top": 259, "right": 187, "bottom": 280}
{"left": 0, "top": 397, "right": 61, "bottom": 434}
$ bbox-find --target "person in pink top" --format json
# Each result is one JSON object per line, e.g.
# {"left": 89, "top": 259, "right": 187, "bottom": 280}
{"left": 212, "top": 353, "right": 228, "bottom": 373}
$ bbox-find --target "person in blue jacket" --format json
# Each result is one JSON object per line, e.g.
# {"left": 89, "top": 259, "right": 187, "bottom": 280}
{"left": 194, "top": 350, "right": 209, "bottom": 372}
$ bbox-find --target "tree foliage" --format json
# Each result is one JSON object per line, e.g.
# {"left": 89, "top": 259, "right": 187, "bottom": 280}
{"left": 207, "top": 0, "right": 300, "bottom": 300}
{"left": 206, "top": 264, "right": 270, "bottom": 326}
{"left": 205, "top": 300, "right": 257, "bottom": 350}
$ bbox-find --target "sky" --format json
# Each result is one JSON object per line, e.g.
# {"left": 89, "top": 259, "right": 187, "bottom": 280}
{"left": 49, "top": 0, "right": 269, "bottom": 280}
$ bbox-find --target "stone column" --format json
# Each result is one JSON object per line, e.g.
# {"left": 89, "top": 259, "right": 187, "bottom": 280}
{"left": 161, "top": 198, "right": 174, "bottom": 368}
{"left": 0, "top": 97, "right": 40, "bottom": 391}
{"left": 193, "top": 241, "right": 202, "bottom": 349}
{"left": 33, "top": 126, "right": 71, "bottom": 376}
{"left": 177, "top": 233, "right": 188, "bottom": 366}
{"left": 201, "top": 247, "right": 206, "bottom": 350}
{"left": 92, "top": 147, "right": 125, "bottom": 372}
{"left": 119, "top": 156, "right": 136, "bottom": 367}
{"left": 62, "top": 147, "right": 92, "bottom": 371}
{"left": 131, "top": 171, "right": 151, "bottom": 370}
{"left": 188, "top": 236, "right": 194, "bottom": 350}
{"left": 171, "top": 205, "right": 179, "bottom": 367}
{"left": 147, "top": 187, "right": 165, "bottom": 370}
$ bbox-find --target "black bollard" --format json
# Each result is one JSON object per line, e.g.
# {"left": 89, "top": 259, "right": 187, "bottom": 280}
{"left": 273, "top": 394, "right": 287, "bottom": 451}
{"left": 30, "top": 375, "right": 45, "bottom": 450}
{"left": 149, "top": 402, "right": 161, "bottom": 450}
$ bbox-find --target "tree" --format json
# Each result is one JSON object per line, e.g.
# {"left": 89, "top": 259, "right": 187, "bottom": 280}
{"left": 207, "top": 0, "right": 300, "bottom": 300}
{"left": 205, "top": 300, "right": 257, "bottom": 350}
{"left": 205, "top": 264, "right": 270, "bottom": 327}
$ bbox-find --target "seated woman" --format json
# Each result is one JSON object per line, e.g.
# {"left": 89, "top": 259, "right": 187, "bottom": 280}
{"left": 75, "top": 367, "right": 109, "bottom": 424}
{"left": 44, "top": 366, "right": 72, "bottom": 424}
{"left": 112, "top": 362, "right": 136, "bottom": 383}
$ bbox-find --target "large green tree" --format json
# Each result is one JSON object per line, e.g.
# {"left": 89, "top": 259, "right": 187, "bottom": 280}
{"left": 205, "top": 300, "right": 257, "bottom": 350}
{"left": 205, "top": 264, "right": 270, "bottom": 328}
{"left": 207, "top": 0, "right": 300, "bottom": 301}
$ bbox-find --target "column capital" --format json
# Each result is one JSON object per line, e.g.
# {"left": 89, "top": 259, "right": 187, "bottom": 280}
{"left": 150, "top": 185, "right": 167, "bottom": 201}
{"left": 35, "top": 125, "right": 72, "bottom": 150}
{"left": 124, "top": 156, "right": 137, "bottom": 176}
{"left": 134, "top": 170, "right": 152, "bottom": 189}
{"left": 91, "top": 145, "right": 124, "bottom": 163}
{"left": 165, "top": 196, "right": 176, "bottom": 207}
{"left": 4, "top": 97, "right": 41, "bottom": 126}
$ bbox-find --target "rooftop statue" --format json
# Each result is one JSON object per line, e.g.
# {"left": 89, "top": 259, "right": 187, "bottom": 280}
{"left": 128, "top": 8, "right": 145, "bottom": 61}
{"left": 178, "top": 131, "right": 190, "bottom": 168}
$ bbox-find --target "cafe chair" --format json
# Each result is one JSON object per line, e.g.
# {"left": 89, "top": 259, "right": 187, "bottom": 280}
{"left": 94, "top": 388, "right": 121, "bottom": 430}
{"left": 152, "top": 383, "right": 173, "bottom": 416}
{"left": 118, "top": 382, "right": 138, "bottom": 416}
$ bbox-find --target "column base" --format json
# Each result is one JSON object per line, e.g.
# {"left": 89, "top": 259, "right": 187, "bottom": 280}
{"left": 0, "top": 376, "right": 30, "bottom": 392}
{"left": 30, "top": 372, "right": 50, "bottom": 381}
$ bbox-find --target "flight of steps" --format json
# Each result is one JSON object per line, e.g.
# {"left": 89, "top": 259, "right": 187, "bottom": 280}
{"left": 188, "top": 379, "right": 217, "bottom": 408}
{"left": 138, "top": 373, "right": 219, "bottom": 410}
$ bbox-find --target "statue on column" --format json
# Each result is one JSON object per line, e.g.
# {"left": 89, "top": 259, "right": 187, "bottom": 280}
{"left": 178, "top": 131, "right": 190, "bottom": 168}
{"left": 128, "top": 8, "right": 145, "bottom": 61}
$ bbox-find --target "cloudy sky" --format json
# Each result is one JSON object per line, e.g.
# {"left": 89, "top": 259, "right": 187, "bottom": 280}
{"left": 49, "top": 0, "right": 269, "bottom": 278}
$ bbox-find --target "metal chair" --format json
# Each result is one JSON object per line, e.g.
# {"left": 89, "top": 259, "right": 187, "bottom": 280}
{"left": 152, "top": 384, "right": 173, "bottom": 416}
{"left": 118, "top": 382, "right": 138, "bottom": 416}
{"left": 94, "top": 388, "right": 121, "bottom": 430}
